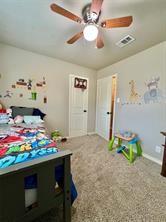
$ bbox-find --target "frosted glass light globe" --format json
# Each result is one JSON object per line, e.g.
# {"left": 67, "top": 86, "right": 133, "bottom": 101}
{"left": 83, "top": 24, "right": 98, "bottom": 41}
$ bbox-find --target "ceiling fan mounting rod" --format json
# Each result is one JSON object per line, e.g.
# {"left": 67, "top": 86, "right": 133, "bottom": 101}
{"left": 82, "top": 3, "right": 101, "bottom": 24}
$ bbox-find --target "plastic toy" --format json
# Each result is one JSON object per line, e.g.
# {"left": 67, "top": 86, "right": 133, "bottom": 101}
{"left": 117, "top": 145, "right": 125, "bottom": 153}
{"left": 6, "top": 108, "right": 14, "bottom": 124}
{"left": 51, "top": 130, "right": 62, "bottom": 142}
{"left": 108, "top": 132, "right": 142, "bottom": 163}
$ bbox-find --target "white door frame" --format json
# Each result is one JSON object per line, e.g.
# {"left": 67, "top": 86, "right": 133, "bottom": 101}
{"left": 69, "top": 74, "right": 89, "bottom": 137}
{"left": 111, "top": 74, "right": 118, "bottom": 139}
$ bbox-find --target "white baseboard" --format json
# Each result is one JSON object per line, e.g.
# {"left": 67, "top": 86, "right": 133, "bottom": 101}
{"left": 66, "top": 132, "right": 96, "bottom": 139}
{"left": 87, "top": 132, "right": 96, "bottom": 136}
{"left": 142, "top": 153, "right": 162, "bottom": 165}
{"left": 66, "top": 135, "right": 79, "bottom": 139}
{"left": 113, "top": 139, "right": 162, "bottom": 165}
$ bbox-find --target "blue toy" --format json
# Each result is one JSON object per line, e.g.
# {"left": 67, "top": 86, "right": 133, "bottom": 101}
{"left": 117, "top": 145, "right": 125, "bottom": 153}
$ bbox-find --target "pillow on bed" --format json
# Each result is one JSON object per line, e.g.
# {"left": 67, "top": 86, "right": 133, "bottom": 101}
{"left": 14, "top": 115, "right": 24, "bottom": 124}
{"left": 24, "top": 115, "right": 44, "bottom": 124}
{"left": 0, "top": 113, "right": 9, "bottom": 124}
{"left": 33, "top": 108, "right": 46, "bottom": 120}
{"left": 11, "top": 106, "right": 33, "bottom": 118}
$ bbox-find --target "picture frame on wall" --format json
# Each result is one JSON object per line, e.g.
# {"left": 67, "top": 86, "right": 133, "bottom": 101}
{"left": 74, "top": 77, "right": 87, "bottom": 89}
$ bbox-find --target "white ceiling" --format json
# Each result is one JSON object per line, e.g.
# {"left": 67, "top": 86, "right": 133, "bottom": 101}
{"left": 0, "top": 0, "right": 165, "bottom": 70}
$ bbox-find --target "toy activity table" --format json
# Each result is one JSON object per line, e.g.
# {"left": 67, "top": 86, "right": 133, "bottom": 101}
{"left": 108, "top": 133, "right": 142, "bottom": 163}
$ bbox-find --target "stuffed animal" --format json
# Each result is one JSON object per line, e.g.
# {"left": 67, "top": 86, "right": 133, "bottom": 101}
{"left": 14, "top": 115, "right": 24, "bottom": 124}
{"left": 6, "top": 108, "right": 12, "bottom": 117}
{"left": 6, "top": 108, "right": 14, "bottom": 124}
{"left": 8, "top": 118, "right": 14, "bottom": 124}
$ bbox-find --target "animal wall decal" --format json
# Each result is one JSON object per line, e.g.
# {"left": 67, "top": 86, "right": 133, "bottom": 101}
{"left": 121, "top": 80, "right": 142, "bottom": 105}
{"left": 144, "top": 77, "right": 165, "bottom": 104}
{"left": 121, "top": 76, "right": 165, "bottom": 106}
{"left": 4, "top": 90, "right": 13, "bottom": 98}
{"left": 129, "top": 80, "right": 141, "bottom": 103}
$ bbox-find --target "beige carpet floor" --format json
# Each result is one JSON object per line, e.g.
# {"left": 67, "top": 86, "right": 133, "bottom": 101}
{"left": 35, "top": 135, "right": 166, "bottom": 222}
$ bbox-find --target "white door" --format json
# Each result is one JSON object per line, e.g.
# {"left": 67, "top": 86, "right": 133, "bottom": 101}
{"left": 96, "top": 76, "right": 112, "bottom": 140}
{"left": 69, "top": 75, "right": 88, "bottom": 137}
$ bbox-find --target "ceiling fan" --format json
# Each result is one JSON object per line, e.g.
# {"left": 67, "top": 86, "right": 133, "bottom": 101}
{"left": 50, "top": 0, "right": 133, "bottom": 49}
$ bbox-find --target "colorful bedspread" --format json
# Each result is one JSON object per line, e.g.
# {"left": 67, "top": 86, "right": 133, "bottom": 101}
{"left": 0, "top": 124, "right": 58, "bottom": 169}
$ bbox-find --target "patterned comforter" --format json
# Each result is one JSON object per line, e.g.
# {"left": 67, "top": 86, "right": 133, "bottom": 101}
{"left": 0, "top": 123, "right": 58, "bottom": 169}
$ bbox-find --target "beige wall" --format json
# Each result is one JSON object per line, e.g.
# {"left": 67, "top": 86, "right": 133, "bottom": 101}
{"left": 0, "top": 43, "right": 97, "bottom": 136}
{"left": 1, "top": 41, "right": 165, "bottom": 162}
{"left": 97, "top": 42, "right": 166, "bottom": 162}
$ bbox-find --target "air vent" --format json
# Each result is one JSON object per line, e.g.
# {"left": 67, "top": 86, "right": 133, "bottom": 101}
{"left": 116, "top": 35, "right": 135, "bottom": 48}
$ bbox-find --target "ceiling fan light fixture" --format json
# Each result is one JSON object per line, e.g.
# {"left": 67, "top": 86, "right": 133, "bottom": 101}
{"left": 83, "top": 24, "right": 98, "bottom": 41}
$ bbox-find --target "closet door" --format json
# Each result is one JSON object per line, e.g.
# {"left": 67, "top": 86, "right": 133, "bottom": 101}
{"left": 96, "top": 77, "right": 112, "bottom": 140}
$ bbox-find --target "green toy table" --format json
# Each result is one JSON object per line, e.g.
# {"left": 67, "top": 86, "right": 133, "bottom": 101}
{"left": 108, "top": 134, "right": 142, "bottom": 163}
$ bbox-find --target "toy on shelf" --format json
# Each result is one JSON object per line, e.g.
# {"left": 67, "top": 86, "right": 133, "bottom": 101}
{"left": 108, "top": 131, "right": 142, "bottom": 163}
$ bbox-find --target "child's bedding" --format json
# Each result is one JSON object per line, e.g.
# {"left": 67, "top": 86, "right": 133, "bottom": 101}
{"left": 0, "top": 123, "right": 77, "bottom": 206}
{"left": 0, "top": 123, "right": 58, "bottom": 168}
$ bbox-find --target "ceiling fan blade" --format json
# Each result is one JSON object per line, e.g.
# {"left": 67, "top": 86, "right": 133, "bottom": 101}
{"left": 96, "top": 34, "right": 104, "bottom": 49}
{"left": 50, "top": 3, "right": 82, "bottom": 24}
{"left": 101, "top": 16, "right": 133, "bottom": 28}
{"left": 90, "top": 0, "right": 104, "bottom": 16}
{"left": 67, "top": 32, "right": 83, "bottom": 44}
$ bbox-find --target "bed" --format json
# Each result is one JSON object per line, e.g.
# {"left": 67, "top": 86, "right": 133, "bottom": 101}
{"left": 0, "top": 121, "right": 76, "bottom": 222}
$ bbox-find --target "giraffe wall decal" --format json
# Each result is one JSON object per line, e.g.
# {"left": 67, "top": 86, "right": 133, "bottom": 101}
{"left": 120, "top": 76, "right": 165, "bottom": 106}
{"left": 128, "top": 80, "right": 141, "bottom": 103}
